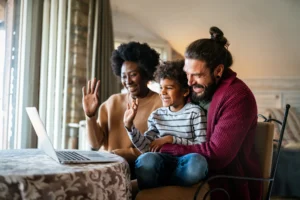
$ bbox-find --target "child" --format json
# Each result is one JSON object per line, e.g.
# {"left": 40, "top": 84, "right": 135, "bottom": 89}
{"left": 123, "top": 60, "right": 208, "bottom": 189}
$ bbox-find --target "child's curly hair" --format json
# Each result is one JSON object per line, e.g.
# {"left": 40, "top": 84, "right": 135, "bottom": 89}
{"left": 154, "top": 60, "right": 188, "bottom": 90}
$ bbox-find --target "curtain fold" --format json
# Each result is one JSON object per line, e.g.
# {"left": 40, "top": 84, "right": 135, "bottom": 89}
{"left": 1, "top": 0, "right": 117, "bottom": 150}
{"left": 66, "top": 0, "right": 117, "bottom": 127}
{"left": 62, "top": 0, "right": 89, "bottom": 149}
{"left": 63, "top": 0, "right": 118, "bottom": 149}
{"left": 90, "top": 0, "right": 119, "bottom": 103}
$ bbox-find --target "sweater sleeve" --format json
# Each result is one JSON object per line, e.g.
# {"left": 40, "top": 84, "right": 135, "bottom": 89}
{"left": 160, "top": 92, "right": 257, "bottom": 170}
{"left": 85, "top": 100, "right": 108, "bottom": 150}
{"left": 126, "top": 113, "right": 160, "bottom": 153}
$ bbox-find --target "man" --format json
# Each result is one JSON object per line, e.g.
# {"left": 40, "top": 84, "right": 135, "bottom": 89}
{"left": 159, "top": 27, "right": 262, "bottom": 200}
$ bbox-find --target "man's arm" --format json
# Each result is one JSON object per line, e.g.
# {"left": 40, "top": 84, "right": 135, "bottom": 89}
{"left": 160, "top": 92, "right": 257, "bottom": 170}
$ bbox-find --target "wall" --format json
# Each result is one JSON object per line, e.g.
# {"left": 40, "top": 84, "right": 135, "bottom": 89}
{"left": 110, "top": 0, "right": 300, "bottom": 79}
{"left": 112, "top": 10, "right": 175, "bottom": 61}
{"left": 112, "top": 10, "right": 167, "bottom": 45}
{"left": 245, "top": 78, "right": 300, "bottom": 115}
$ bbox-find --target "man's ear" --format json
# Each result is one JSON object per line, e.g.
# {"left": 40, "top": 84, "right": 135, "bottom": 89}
{"left": 214, "top": 64, "right": 224, "bottom": 78}
{"left": 183, "top": 88, "right": 190, "bottom": 97}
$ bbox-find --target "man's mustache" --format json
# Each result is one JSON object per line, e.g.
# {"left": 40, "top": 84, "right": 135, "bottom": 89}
{"left": 193, "top": 84, "right": 205, "bottom": 89}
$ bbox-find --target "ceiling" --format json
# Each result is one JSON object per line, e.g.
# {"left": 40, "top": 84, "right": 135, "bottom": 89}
{"left": 110, "top": 0, "right": 300, "bottom": 78}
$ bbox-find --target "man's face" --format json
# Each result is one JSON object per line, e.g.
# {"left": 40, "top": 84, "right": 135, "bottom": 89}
{"left": 184, "top": 58, "right": 217, "bottom": 102}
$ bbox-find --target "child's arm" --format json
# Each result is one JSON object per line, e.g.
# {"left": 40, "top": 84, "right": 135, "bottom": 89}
{"left": 125, "top": 112, "right": 160, "bottom": 153}
{"left": 172, "top": 108, "right": 207, "bottom": 145}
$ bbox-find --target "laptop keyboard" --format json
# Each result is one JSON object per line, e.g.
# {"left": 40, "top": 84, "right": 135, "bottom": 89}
{"left": 56, "top": 151, "right": 90, "bottom": 161}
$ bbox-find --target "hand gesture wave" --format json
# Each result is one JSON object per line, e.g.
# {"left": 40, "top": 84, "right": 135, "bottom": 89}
{"left": 123, "top": 98, "right": 139, "bottom": 129}
{"left": 82, "top": 78, "right": 101, "bottom": 118}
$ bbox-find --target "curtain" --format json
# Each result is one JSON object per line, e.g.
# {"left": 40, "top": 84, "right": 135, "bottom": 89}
{"left": 39, "top": 0, "right": 67, "bottom": 149}
{"left": 40, "top": 0, "right": 89, "bottom": 149}
{"left": 87, "top": 0, "right": 119, "bottom": 103}
{"left": 1, "top": 0, "right": 117, "bottom": 150}
{"left": 0, "top": 0, "right": 43, "bottom": 150}
{"left": 62, "top": 0, "right": 118, "bottom": 149}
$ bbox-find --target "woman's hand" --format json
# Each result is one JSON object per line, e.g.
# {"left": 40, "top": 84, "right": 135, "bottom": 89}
{"left": 123, "top": 99, "right": 139, "bottom": 130}
{"left": 82, "top": 78, "right": 101, "bottom": 118}
{"left": 149, "top": 135, "right": 173, "bottom": 152}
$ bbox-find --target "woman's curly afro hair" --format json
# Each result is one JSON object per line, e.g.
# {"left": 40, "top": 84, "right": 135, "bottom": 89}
{"left": 111, "top": 42, "right": 160, "bottom": 81}
{"left": 154, "top": 60, "right": 188, "bottom": 90}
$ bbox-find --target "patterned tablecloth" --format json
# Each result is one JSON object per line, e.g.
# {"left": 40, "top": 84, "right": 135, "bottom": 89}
{"left": 0, "top": 149, "right": 131, "bottom": 200}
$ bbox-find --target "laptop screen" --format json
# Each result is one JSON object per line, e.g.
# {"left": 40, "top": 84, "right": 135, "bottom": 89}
{"left": 26, "top": 107, "right": 59, "bottom": 162}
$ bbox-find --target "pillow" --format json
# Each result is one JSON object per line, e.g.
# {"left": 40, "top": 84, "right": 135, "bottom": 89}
{"left": 264, "top": 108, "right": 300, "bottom": 148}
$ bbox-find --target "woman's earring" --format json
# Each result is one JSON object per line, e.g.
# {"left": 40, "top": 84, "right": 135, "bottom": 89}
{"left": 216, "top": 75, "right": 221, "bottom": 79}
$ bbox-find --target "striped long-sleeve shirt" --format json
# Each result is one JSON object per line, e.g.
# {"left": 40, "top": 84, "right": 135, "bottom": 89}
{"left": 126, "top": 102, "right": 207, "bottom": 153}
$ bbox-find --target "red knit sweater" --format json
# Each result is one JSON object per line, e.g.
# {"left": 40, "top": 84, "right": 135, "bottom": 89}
{"left": 160, "top": 69, "right": 262, "bottom": 200}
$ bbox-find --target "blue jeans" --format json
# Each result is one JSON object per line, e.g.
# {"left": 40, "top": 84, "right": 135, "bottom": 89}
{"left": 135, "top": 152, "right": 208, "bottom": 190}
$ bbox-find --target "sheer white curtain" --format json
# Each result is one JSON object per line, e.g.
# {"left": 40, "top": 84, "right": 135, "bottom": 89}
{"left": 39, "top": 0, "right": 68, "bottom": 149}
{"left": 0, "top": 0, "right": 43, "bottom": 149}
{"left": 0, "top": 0, "right": 68, "bottom": 150}
{"left": 1, "top": 0, "right": 117, "bottom": 150}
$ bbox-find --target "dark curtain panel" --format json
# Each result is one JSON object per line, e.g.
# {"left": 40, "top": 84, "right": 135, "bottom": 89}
{"left": 87, "top": 0, "right": 120, "bottom": 104}
{"left": 65, "top": 0, "right": 118, "bottom": 149}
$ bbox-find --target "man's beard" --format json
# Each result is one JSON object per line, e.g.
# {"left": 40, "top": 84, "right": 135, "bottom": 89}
{"left": 191, "top": 79, "right": 218, "bottom": 103}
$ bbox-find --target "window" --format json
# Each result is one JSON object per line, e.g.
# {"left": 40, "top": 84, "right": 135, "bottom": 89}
{"left": 1, "top": 0, "right": 115, "bottom": 150}
{"left": 0, "top": 0, "right": 19, "bottom": 150}
{"left": 0, "top": 3, "right": 6, "bottom": 149}
{"left": 0, "top": 0, "right": 38, "bottom": 150}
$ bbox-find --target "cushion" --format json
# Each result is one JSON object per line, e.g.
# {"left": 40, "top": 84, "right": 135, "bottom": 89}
{"left": 264, "top": 108, "right": 300, "bottom": 147}
{"left": 135, "top": 182, "right": 210, "bottom": 200}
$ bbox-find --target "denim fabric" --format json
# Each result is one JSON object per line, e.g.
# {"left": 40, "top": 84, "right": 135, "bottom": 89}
{"left": 135, "top": 152, "right": 208, "bottom": 189}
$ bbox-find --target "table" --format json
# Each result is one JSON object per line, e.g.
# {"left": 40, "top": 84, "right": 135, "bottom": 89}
{"left": 0, "top": 149, "right": 131, "bottom": 200}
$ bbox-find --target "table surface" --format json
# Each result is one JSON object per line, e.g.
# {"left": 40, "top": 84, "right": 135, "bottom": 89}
{"left": 0, "top": 149, "right": 131, "bottom": 200}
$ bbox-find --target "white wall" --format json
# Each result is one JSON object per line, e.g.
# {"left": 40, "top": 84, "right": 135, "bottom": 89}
{"left": 112, "top": 10, "right": 171, "bottom": 60}
{"left": 111, "top": 5, "right": 300, "bottom": 116}
{"left": 112, "top": 10, "right": 167, "bottom": 45}
{"left": 111, "top": 0, "right": 300, "bottom": 79}
{"left": 244, "top": 78, "right": 300, "bottom": 115}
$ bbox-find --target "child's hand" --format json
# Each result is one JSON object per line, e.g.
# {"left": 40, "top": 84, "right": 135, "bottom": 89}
{"left": 123, "top": 98, "right": 139, "bottom": 130}
{"left": 149, "top": 135, "right": 173, "bottom": 152}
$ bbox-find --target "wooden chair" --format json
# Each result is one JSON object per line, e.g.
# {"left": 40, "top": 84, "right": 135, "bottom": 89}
{"left": 135, "top": 104, "right": 290, "bottom": 200}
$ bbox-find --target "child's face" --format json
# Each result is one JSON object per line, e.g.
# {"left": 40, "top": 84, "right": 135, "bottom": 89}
{"left": 159, "top": 78, "right": 189, "bottom": 112}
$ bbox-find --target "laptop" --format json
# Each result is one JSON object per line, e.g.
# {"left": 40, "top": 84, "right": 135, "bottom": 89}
{"left": 26, "top": 107, "right": 120, "bottom": 164}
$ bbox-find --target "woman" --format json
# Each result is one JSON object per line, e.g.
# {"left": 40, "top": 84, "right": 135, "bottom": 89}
{"left": 82, "top": 41, "right": 162, "bottom": 169}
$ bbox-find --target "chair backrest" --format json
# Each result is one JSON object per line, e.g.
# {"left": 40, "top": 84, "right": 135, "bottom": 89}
{"left": 253, "top": 122, "right": 274, "bottom": 199}
{"left": 255, "top": 104, "right": 290, "bottom": 200}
